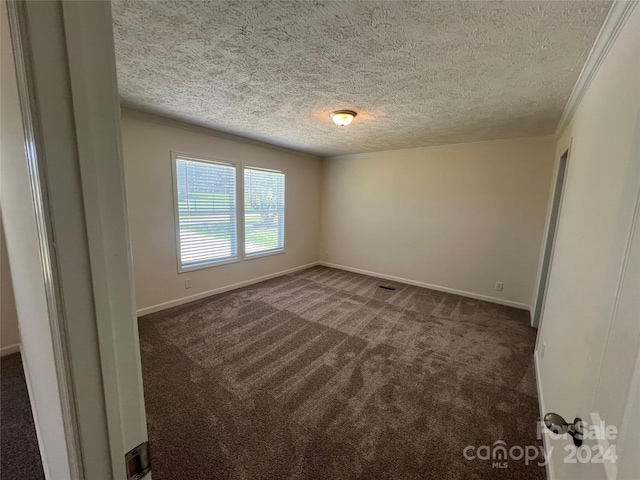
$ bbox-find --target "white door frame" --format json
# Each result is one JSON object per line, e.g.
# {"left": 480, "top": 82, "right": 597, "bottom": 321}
{"left": 532, "top": 142, "right": 571, "bottom": 332}
{"left": 5, "top": 1, "right": 148, "bottom": 478}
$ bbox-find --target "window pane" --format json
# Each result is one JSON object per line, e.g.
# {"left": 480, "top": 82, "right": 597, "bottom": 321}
{"left": 176, "top": 157, "right": 237, "bottom": 267}
{"left": 244, "top": 167, "right": 285, "bottom": 255}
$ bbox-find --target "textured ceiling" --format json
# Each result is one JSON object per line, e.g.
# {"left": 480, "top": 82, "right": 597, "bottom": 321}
{"left": 112, "top": 0, "right": 611, "bottom": 156}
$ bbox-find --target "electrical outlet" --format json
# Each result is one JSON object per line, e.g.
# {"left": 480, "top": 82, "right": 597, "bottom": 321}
{"left": 540, "top": 341, "right": 546, "bottom": 359}
{"left": 185, "top": 278, "right": 191, "bottom": 289}
{"left": 494, "top": 281, "right": 504, "bottom": 291}
{"left": 325, "top": 251, "right": 330, "bottom": 258}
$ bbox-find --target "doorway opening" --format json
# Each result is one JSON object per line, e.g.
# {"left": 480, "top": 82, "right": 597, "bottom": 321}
{"left": 533, "top": 149, "right": 569, "bottom": 330}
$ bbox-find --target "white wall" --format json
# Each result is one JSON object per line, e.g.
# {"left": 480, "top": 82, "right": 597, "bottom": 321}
{"left": 1, "top": 218, "right": 20, "bottom": 355}
{"left": 535, "top": 4, "right": 639, "bottom": 479}
{"left": 320, "top": 137, "right": 556, "bottom": 308}
{"left": 120, "top": 112, "right": 323, "bottom": 313}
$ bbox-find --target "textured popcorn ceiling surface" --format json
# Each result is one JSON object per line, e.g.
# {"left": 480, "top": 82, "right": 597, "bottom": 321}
{"left": 112, "top": 1, "right": 611, "bottom": 156}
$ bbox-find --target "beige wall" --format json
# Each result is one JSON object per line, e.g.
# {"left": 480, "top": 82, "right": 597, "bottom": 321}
{"left": 121, "top": 113, "right": 323, "bottom": 313}
{"left": 535, "top": 5, "right": 639, "bottom": 479}
{"left": 1, "top": 218, "right": 20, "bottom": 353}
{"left": 320, "top": 137, "right": 556, "bottom": 308}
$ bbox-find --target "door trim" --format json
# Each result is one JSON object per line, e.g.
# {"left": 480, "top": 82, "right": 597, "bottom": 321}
{"left": 6, "top": 2, "right": 84, "bottom": 477}
{"left": 6, "top": 1, "right": 149, "bottom": 478}
{"left": 533, "top": 143, "right": 571, "bottom": 331}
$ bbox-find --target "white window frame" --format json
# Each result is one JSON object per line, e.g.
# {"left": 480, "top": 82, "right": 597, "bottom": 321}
{"left": 241, "top": 163, "right": 287, "bottom": 260}
{"left": 171, "top": 151, "right": 241, "bottom": 273}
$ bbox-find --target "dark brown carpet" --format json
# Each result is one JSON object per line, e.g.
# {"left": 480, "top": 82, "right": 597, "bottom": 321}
{"left": 139, "top": 266, "right": 545, "bottom": 479}
{"left": 1, "top": 353, "right": 44, "bottom": 480}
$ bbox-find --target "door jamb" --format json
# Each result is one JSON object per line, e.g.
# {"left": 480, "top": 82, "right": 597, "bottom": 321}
{"left": 534, "top": 141, "right": 571, "bottom": 340}
{"left": 5, "top": 1, "right": 148, "bottom": 478}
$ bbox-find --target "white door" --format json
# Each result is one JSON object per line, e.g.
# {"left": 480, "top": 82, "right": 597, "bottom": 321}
{"left": 592, "top": 112, "right": 640, "bottom": 479}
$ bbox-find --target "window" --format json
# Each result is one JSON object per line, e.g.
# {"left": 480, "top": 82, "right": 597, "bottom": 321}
{"left": 173, "top": 154, "right": 238, "bottom": 270}
{"left": 172, "top": 154, "right": 286, "bottom": 271}
{"left": 244, "top": 166, "right": 285, "bottom": 256}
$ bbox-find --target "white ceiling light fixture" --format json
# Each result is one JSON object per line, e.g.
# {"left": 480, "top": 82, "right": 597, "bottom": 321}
{"left": 330, "top": 110, "right": 357, "bottom": 126}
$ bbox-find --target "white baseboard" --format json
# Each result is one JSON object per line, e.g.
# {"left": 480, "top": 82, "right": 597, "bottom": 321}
{"left": 319, "top": 262, "right": 531, "bottom": 311}
{"left": 136, "top": 262, "right": 320, "bottom": 316}
{"left": 535, "top": 351, "right": 553, "bottom": 480}
{"left": 137, "top": 260, "right": 532, "bottom": 316}
{"left": 530, "top": 309, "right": 536, "bottom": 328}
{"left": 0, "top": 343, "right": 21, "bottom": 357}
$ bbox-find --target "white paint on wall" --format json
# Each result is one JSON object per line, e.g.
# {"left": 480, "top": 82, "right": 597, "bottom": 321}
{"left": 120, "top": 113, "right": 323, "bottom": 312}
{"left": 535, "top": 4, "right": 639, "bottom": 479}
{"left": 320, "top": 136, "right": 556, "bottom": 309}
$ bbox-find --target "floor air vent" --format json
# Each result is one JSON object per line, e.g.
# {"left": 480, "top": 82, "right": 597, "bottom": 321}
{"left": 379, "top": 285, "right": 396, "bottom": 291}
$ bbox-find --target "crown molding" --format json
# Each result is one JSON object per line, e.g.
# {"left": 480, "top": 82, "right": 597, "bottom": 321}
{"left": 325, "top": 134, "right": 556, "bottom": 161}
{"left": 120, "top": 107, "right": 321, "bottom": 160}
{"left": 555, "top": 0, "right": 638, "bottom": 138}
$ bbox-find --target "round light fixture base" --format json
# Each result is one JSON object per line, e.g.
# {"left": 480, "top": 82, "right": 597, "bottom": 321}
{"left": 330, "top": 110, "right": 357, "bottom": 126}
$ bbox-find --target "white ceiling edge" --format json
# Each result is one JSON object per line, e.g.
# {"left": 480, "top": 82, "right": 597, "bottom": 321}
{"left": 323, "top": 134, "right": 556, "bottom": 161}
{"left": 120, "top": 107, "right": 322, "bottom": 161}
{"left": 554, "top": 0, "right": 638, "bottom": 138}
